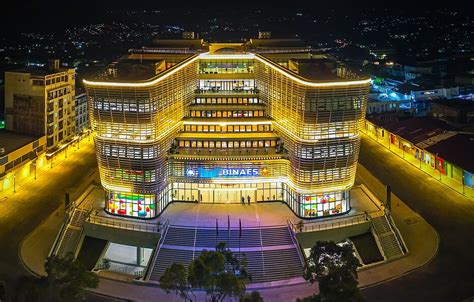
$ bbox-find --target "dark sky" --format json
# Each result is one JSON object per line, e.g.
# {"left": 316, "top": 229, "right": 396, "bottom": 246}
{"left": 1, "top": 0, "right": 465, "bottom": 35}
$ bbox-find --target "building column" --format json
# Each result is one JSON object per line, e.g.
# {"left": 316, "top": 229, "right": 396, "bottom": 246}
{"left": 136, "top": 247, "right": 143, "bottom": 265}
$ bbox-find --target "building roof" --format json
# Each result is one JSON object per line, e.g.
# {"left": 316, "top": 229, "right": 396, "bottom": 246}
{"left": 430, "top": 99, "right": 474, "bottom": 111}
{"left": 150, "top": 39, "right": 207, "bottom": 50}
{"left": 248, "top": 39, "right": 307, "bottom": 48}
{"left": 9, "top": 66, "right": 71, "bottom": 77}
{"left": 425, "top": 133, "right": 474, "bottom": 173}
{"left": 0, "top": 130, "right": 38, "bottom": 155}
{"left": 290, "top": 58, "right": 339, "bottom": 81}
{"left": 382, "top": 117, "right": 454, "bottom": 145}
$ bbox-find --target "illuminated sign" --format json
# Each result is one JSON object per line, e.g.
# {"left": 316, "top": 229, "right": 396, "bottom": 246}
{"left": 186, "top": 167, "right": 262, "bottom": 178}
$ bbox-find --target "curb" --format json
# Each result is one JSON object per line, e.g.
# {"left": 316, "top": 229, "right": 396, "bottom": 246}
{"left": 18, "top": 207, "right": 66, "bottom": 279}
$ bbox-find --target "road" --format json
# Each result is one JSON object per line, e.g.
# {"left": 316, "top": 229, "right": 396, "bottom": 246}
{"left": 359, "top": 135, "right": 474, "bottom": 302}
{"left": 0, "top": 139, "right": 98, "bottom": 294}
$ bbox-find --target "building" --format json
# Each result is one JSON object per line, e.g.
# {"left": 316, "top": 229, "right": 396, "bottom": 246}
{"left": 4, "top": 60, "right": 76, "bottom": 154}
{"left": 364, "top": 117, "right": 474, "bottom": 190}
{"left": 0, "top": 130, "right": 46, "bottom": 192}
{"left": 429, "top": 99, "right": 474, "bottom": 124}
{"left": 75, "top": 90, "right": 89, "bottom": 134}
{"left": 84, "top": 40, "right": 370, "bottom": 219}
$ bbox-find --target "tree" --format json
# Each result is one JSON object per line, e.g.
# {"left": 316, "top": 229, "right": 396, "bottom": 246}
{"left": 299, "top": 240, "right": 364, "bottom": 302}
{"left": 159, "top": 263, "right": 195, "bottom": 302}
{"left": 159, "top": 242, "right": 250, "bottom": 302}
{"left": 15, "top": 252, "right": 99, "bottom": 302}
{"left": 240, "top": 291, "right": 264, "bottom": 302}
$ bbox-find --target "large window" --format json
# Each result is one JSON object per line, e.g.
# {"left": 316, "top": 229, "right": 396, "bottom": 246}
{"left": 199, "top": 59, "right": 254, "bottom": 74}
{"left": 298, "top": 191, "right": 348, "bottom": 218}
{"left": 107, "top": 192, "right": 155, "bottom": 218}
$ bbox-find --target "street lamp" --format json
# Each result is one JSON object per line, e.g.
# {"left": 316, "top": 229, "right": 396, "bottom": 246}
{"left": 13, "top": 173, "right": 16, "bottom": 193}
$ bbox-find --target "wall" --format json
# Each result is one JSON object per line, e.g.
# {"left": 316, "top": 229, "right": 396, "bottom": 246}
{"left": 296, "top": 221, "right": 371, "bottom": 249}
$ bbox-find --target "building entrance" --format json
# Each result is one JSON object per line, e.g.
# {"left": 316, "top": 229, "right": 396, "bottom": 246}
{"left": 199, "top": 188, "right": 257, "bottom": 204}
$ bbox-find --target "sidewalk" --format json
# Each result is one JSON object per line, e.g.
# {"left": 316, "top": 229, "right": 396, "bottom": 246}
{"left": 0, "top": 132, "right": 95, "bottom": 199}
{"left": 362, "top": 129, "right": 474, "bottom": 198}
{"left": 20, "top": 165, "right": 439, "bottom": 301}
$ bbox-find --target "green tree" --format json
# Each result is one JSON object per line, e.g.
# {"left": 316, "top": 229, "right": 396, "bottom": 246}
{"left": 299, "top": 240, "right": 364, "bottom": 302}
{"left": 240, "top": 291, "right": 264, "bottom": 302}
{"left": 159, "top": 242, "right": 250, "bottom": 302}
{"left": 15, "top": 252, "right": 99, "bottom": 302}
{"left": 159, "top": 263, "right": 195, "bottom": 302}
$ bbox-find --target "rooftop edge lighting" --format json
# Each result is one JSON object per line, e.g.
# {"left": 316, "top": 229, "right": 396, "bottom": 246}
{"left": 83, "top": 52, "right": 371, "bottom": 88}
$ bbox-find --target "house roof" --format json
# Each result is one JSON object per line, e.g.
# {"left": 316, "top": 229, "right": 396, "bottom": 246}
{"left": 382, "top": 117, "right": 454, "bottom": 145}
{"left": 425, "top": 133, "right": 474, "bottom": 173}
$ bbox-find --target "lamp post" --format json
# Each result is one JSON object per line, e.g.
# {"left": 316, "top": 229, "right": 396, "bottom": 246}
{"left": 33, "top": 162, "right": 37, "bottom": 180}
{"left": 462, "top": 174, "right": 465, "bottom": 195}
{"left": 13, "top": 173, "right": 16, "bottom": 193}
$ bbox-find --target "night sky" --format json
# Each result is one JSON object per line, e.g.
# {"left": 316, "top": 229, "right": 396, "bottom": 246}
{"left": 2, "top": 0, "right": 459, "bottom": 35}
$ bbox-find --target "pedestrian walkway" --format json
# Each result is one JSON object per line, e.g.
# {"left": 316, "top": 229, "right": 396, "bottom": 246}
{"left": 361, "top": 129, "right": 474, "bottom": 198}
{"left": 20, "top": 162, "right": 439, "bottom": 301}
{"left": 0, "top": 133, "right": 95, "bottom": 199}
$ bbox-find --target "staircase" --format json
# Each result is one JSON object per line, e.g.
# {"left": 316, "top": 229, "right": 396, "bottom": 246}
{"left": 53, "top": 208, "right": 89, "bottom": 258}
{"left": 146, "top": 225, "right": 303, "bottom": 283}
{"left": 371, "top": 215, "right": 406, "bottom": 260}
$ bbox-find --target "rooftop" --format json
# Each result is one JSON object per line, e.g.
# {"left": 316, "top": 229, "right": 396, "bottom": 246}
{"left": 0, "top": 130, "right": 39, "bottom": 155}
{"left": 430, "top": 99, "right": 474, "bottom": 110}
{"left": 289, "top": 58, "right": 339, "bottom": 81}
{"left": 91, "top": 57, "right": 191, "bottom": 81}
{"left": 380, "top": 117, "right": 455, "bottom": 144}
{"left": 9, "top": 66, "right": 71, "bottom": 77}
{"left": 425, "top": 133, "right": 474, "bottom": 173}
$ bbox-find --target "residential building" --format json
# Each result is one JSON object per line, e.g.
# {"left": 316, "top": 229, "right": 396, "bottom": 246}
{"left": 4, "top": 60, "right": 76, "bottom": 154}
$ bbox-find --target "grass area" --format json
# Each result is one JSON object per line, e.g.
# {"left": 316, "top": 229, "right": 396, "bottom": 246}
{"left": 350, "top": 232, "right": 384, "bottom": 265}
{"left": 76, "top": 236, "right": 108, "bottom": 270}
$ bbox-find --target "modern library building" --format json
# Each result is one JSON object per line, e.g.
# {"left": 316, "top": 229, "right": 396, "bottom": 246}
{"left": 84, "top": 37, "right": 370, "bottom": 219}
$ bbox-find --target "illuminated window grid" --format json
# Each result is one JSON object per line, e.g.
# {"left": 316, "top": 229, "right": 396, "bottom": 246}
{"left": 88, "top": 60, "right": 198, "bottom": 198}
{"left": 254, "top": 58, "right": 369, "bottom": 193}
{"left": 85, "top": 51, "right": 370, "bottom": 219}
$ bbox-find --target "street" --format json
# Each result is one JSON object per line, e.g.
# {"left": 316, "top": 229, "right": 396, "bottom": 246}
{"left": 0, "top": 138, "right": 98, "bottom": 291}
{"left": 359, "top": 135, "right": 474, "bottom": 302}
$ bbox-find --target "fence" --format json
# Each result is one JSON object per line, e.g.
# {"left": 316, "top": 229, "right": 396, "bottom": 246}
{"left": 86, "top": 215, "right": 161, "bottom": 233}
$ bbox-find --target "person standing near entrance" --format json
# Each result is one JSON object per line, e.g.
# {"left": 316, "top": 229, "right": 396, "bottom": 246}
{"left": 247, "top": 195, "right": 251, "bottom": 205}
{"left": 241, "top": 196, "right": 245, "bottom": 205}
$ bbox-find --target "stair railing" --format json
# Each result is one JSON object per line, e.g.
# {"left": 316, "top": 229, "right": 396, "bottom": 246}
{"left": 49, "top": 207, "right": 77, "bottom": 257}
{"left": 144, "top": 219, "right": 170, "bottom": 281}
{"left": 386, "top": 214, "right": 409, "bottom": 254}
{"left": 287, "top": 219, "right": 306, "bottom": 268}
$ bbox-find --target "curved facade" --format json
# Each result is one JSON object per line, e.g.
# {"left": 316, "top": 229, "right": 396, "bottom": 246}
{"left": 85, "top": 46, "right": 370, "bottom": 219}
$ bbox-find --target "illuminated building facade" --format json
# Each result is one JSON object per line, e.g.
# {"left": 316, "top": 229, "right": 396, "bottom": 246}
{"left": 84, "top": 39, "right": 370, "bottom": 219}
